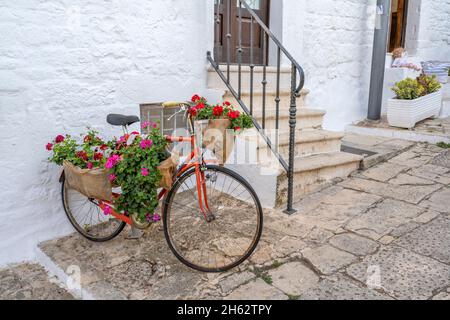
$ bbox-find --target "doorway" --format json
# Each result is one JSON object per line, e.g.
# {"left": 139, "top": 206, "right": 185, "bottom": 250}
{"left": 388, "top": 0, "right": 409, "bottom": 52}
{"left": 214, "top": 0, "right": 270, "bottom": 65}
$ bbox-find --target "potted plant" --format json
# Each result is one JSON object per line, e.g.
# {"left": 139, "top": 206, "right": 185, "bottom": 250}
{"left": 46, "top": 125, "right": 175, "bottom": 224}
{"left": 388, "top": 74, "right": 442, "bottom": 128}
{"left": 188, "top": 95, "right": 253, "bottom": 164}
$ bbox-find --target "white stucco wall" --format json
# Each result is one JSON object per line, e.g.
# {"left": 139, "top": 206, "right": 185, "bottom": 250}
{"left": 1, "top": 0, "right": 449, "bottom": 267}
{"left": 282, "top": 0, "right": 376, "bottom": 131}
{"left": 282, "top": 0, "right": 450, "bottom": 131}
{"left": 0, "top": 0, "right": 214, "bottom": 266}
{"left": 414, "top": 0, "right": 450, "bottom": 61}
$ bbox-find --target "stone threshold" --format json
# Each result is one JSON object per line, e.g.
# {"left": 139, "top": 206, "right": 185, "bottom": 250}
{"left": 35, "top": 247, "right": 95, "bottom": 300}
{"left": 346, "top": 124, "right": 450, "bottom": 144}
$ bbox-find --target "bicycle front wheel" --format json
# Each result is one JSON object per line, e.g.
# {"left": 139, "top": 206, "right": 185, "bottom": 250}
{"left": 163, "top": 165, "right": 263, "bottom": 272}
{"left": 61, "top": 176, "right": 126, "bottom": 242}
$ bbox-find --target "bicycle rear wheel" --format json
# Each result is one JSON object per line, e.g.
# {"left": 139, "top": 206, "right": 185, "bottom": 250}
{"left": 61, "top": 176, "right": 126, "bottom": 242}
{"left": 163, "top": 165, "right": 263, "bottom": 272}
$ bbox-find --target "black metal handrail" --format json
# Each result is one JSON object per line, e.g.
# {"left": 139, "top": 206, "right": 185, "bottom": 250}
{"left": 208, "top": 0, "right": 305, "bottom": 214}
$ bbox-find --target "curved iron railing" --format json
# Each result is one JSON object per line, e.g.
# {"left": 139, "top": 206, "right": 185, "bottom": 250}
{"left": 207, "top": 0, "right": 305, "bottom": 214}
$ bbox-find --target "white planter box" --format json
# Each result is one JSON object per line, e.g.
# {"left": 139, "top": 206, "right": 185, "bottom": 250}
{"left": 387, "top": 91, "right": 442, "bottom": 129}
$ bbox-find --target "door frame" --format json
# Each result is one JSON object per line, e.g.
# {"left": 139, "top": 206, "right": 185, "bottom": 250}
{"left": 214, "top": 0, "right": 271, "bottom": 66}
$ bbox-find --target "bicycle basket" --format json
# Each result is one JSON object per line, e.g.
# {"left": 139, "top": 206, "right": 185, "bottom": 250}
{"left": 63, "top": 161, "right": 113, "bottom": 201}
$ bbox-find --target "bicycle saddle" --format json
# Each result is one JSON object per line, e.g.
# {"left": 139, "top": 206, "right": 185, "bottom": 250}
{"left": 107, "top": 114, "right": 140, "bottom": 127}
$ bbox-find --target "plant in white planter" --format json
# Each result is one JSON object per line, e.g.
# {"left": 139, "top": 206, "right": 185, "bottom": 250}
{"left": 388, "top": 74, "right": 442, "bottom": 129}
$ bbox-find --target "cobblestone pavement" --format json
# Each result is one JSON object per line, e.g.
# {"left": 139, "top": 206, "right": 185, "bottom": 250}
{"left": 3, "top": 143, "right": 450, "bottom": 300}
{"left": 0, "top": 264, "right": 74, "bottom": 300}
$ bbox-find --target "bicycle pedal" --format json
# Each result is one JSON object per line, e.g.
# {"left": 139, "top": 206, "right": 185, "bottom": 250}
{"left": 205, "top": 213, "right": 216, "bottom": 222}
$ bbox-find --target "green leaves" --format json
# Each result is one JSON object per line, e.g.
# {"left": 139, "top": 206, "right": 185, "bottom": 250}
{"left": 109, "top": 127, "right": 167, "bottom": 223}
{"left": 189, "top": 97, "right": 254, "bottom": 131}
{"left": 47, "top": 126, "right": 169, "bottom": 224}
{"left": 392, "top": 74, "right": 442, "bottom": 100}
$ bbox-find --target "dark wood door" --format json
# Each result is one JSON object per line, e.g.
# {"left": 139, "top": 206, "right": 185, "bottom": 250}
{"left": 214, "top": 0, "right": 270, "bottom": 65}
{"left": 389, "top": 0, "right": 408, "bottom": 52}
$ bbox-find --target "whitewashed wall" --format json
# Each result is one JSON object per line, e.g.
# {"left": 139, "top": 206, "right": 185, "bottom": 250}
{"left": 414, "top": 0, "right": 450, "bottom": 61}
{"left": 282, "top": 0, "right": 376, "bottom": 131}
{"left": 1, "top": 0, "right": 449, "bottom": 266}
{"left": 0, "top": 0, "right": 214, "bottom": 266}
{"left": 282, "top": 0, "right": 450, "bottom": 131}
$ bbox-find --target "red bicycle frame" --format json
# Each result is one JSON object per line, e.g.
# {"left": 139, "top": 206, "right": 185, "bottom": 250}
{"left": 98, "top": 133, "right": 214, "bottom": 225}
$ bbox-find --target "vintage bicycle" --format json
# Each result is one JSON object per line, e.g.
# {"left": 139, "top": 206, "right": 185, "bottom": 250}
{"left": 60, "top": 102, "right": 263, "bottom": 272}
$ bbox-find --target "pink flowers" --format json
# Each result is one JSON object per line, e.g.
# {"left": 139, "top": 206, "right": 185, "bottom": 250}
{"left": 105, "top": 155, "right": 121, "bottom": 169}
{"left": 108, "top": 174, "right": 116, "bottom": 183}
{"left": 140, "top": 139, "right": 153, "bottom": 149}
{"left": 55, "top": 135, "right": 65, "bottom": 143}
{"left": 146, "top": 213, "right": 161, "bottom": 222}
{"left": 103, "top": 205, "right": 112, "bottom": 216}
{"left": 46, "top": 143, "right": 53, "bottom": 151}
{"left": 142, "top": 122, "right": 158, "bottom": 130}
{"left": 87, "top": 162, "right": 94, "bottom": 169}
{"left": 141, "top": 168, "right": 149, "bottom": 177}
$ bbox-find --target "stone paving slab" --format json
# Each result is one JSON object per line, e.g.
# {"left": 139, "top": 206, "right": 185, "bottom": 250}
{"left": 362, "top": 162, "right": 409, "bottom": 182}
{"left": 346, "top": 199, "right": 424, "bottom": 240}
{"left": 0, "top": 264, "right": 74, "bottom": 300}
{"left": 21, "top": 141, "right": 450, "bottom": 300}
{"left": 224, "top": 279, "right": 287, "bottom": 300}
{"left": 346, "top": 246, "right": 450, "bottom": 300}
{"left": 419, "top": 187, "right": 450, "bottom": 213}
{"left": 431, "top": 150, "right": 450, "bottom": 168}
{"left": 300, "top": 274, "right": 392, "bottom": 300}
{"left": 329, "top": 233, "right": 379, "bottom": 256}
{"left": 268, "top": 262, "right": 319, "bottom": 296}
{"left": 409, "top": 164, "right": 450, "bottom": 185}
{"left": 340, "top": 177, "right": 441, "bottom": 204}
{"left": 394, "top": 216, "right": 450, "bottom": 264}
{"left": 291, "top": 189, "right": 382, "bottom": 232}
{"left": 302, "top": 245, "right": 357, "bottom": 275}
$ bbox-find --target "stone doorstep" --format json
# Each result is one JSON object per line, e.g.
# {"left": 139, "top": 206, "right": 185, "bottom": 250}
{"left": 342, "top": 139, "right": 416, "bottom": 170}
{"left": 35, "top": 247, "right": 97, "bottom": 300}
{"left": 275, "top": 154, "right": 363, "bottom": 206}
{"left": 346, "top": 124, "right": 450, "bottom": 144}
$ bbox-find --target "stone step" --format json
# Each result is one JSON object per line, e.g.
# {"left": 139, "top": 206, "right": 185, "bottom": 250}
{"left": 252, "top": 108, "right": 326, "bottom": 130}
{"left": 275, "top": 152, "right": 363, "bottom": 206}
{"left": 223, "top": 89, "right": 309, "bottom": 111}
{"left": 230, "top": 150, "right": 362, "bottom": 208}
{"left": 257, "top": 129, "right": 344, "bottom": 158}
{"left": 207, "top": 65, "right": 294, "bottom": 92}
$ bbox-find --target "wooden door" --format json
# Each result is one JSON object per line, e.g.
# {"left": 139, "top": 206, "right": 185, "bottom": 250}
{"left": 214, "top": 0, "right": 270, "bottom": 65}
{"left": 389, "top": 0, "right": 408, "bottom": 52}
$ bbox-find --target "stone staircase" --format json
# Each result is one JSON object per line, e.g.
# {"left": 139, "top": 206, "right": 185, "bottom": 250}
{"left": 207, "top": 65, "right": 363, "bottom": 208}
